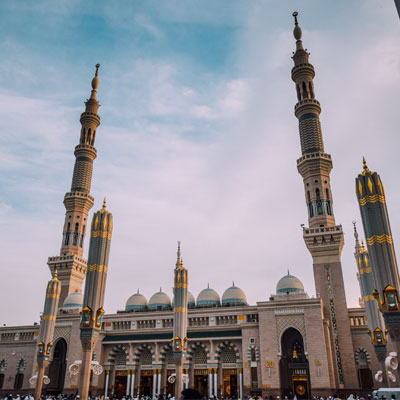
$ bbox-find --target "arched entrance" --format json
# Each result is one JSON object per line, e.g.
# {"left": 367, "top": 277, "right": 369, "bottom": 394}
{"left": 192, "top": 347, "right": 208, "bottom": 396}
{"left": 279, "top": 328, "right": 310, "bottom": 399}
{"left": 47, "top": 339, "right": 67, "bottom": 394}
{"left": 113, "top": 350, "right": 128, "bottom": 398}
{"left": 220, "top": 345, "right": 238, "bottom": 398}
{"left": 355, "top": 349, "right": 373, "bottom": 389}
{"left": 138, "top": 349, "right": 153, "bottom": 396}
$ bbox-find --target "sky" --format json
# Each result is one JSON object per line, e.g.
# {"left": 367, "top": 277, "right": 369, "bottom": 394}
{"left": 0, "top": 1, "right": 400, "bottom": 326}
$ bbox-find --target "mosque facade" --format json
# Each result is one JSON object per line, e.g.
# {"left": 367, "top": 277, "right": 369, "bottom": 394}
{"left": 0, "top": 15, "right": 398, "bottom": 399}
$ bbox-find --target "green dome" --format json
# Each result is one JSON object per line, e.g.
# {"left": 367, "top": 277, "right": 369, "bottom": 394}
{"left": 276, "top": 273, "right": 304, "bottom": 294}
{"left": 62, "top": 292, "right": 83, "bottom": 310}
{"left": 149, "top": 290, "right": 171, "bottom": 310}
{"left": 222, "top": 285, "right": 248, "bottom": 306}
{"left": 126, "top": 292, "right": 148, "bottom": 311}
{"left": 197, "top": 287, "right": 220, "bottom": 307}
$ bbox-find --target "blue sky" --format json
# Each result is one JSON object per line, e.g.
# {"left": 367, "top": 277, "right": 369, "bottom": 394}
{"left": 1, "top": 1, "right": 400, "bottom": 325}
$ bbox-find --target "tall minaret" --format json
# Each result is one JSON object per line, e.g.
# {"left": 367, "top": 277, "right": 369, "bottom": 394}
{"left": 78, "top": 199, "right": 113, "bottom": 400}
{"left": 172, "top": 242, "right": 189, "bottom": 399}
{"left": 355, "top": 159, "right": 400, "bottom": 353}
{"left": 291, "top": 12, "right": 358, "bottom": 389}
{"left": 34, "top": 272, "right": 61, "bottom": 399}
{"left": 48, "top": 64, "right": 101, "bottom": 306}
{"left": 353, "top": 223, "right": 388, "bottom": 378}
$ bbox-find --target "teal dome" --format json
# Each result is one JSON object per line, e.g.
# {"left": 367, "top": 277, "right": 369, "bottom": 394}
{"left": 62, "top": 292, "right": 83, "bottom": 310}
{"left": 149, "top": 290, "right": 172, "bottom": 310}
{"left": 276, "top": 273, "right": 304, "bottom": 294}
{"left": 126, "top": 292, "right": 148, "bottom": 311}
{"left": 222, "top": 285, "right": 248, "bottom": 306}
{"left": 197, "top": 287, "right": 220, "bottom": 307}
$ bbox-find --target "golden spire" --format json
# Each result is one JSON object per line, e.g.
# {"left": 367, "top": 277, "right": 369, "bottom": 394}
{"left": 102, "top": 197, "right": 107, "bottom": 209}
{"left": 362, "top": 157, "right": 371, "bottom": 175}
{"left": 292, "top": 11, "right": 304, "bottom": 51}
{"left": 176, "top": 241, "right": 182, "bottom": 268}
{"left": 353, "top": 221, "right": 361, "bottom": 253}
{"left": 53, "top": 269, "right": 58, "bottom": 280}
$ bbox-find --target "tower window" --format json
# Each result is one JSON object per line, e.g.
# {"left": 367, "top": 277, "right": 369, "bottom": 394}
{"left": 73, "top": 223, "right": 79, "bottom": 246}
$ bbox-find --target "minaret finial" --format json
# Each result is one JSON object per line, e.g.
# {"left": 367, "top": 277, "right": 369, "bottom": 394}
{"left": 363, "top": 157, "right": 369, "bottom": 171}
{"left": 53, "top": 269, "right": 58, "bottom": 280}
{"left": 353, "top": 220, "right": 361, "bottom": 253}
{"left": 293, "top": 11, "right": 299, "bottom": 26}
{"left": 176, "top": 241, "right": 182, "bottom": 267}
{"left": 102, "top": 197, "right": 107, "bottom": 209}
{"left": 292, "top": 11, "right": 303, "bottom": 42}
{"left": 89, "top": 63, "right": 100, "bottom": 100}
{"left": 137, "top": 288, "right": 139, "bottom": 294}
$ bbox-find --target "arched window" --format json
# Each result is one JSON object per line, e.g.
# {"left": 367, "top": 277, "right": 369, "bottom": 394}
{"left": 47, "top": 339, "right": 67, "bottom": 393}
{"left": 250, "top": 348, "right": 256, "bottom": 362}
{"left": 64, "top": 222, "right": 71, "bottom": 245}
{"left": 307, "top": 191, "right": 313, "bottom": 218}
{"left": 73, "top": 222, "right": 79, "bottom": 246}
{"left": 115, "top": 349, "right": 127, "bottom": 366}
{"left": 316, "top": 188, "right": 323, "bottom": 215}
{"left": 308, "top": 81, "right": 314, "bottom": 99}
{"left": 193, "top": 347, "right": 207, "bottom": 365}
{"left": 80, "top": 225, "right": 86, "bottom": 247}
{"left": 139, "top": 349, "right": 152, "bottom": 366}
{"left": 302, "top": 81, "right": 308, "bottom": 99}
{"left": 326, "top": 188, "right": 332, "bottom": 215}
{"left": 221, "top": 346, "right": 237, "bottom": 364}
{"left": 296, "top": 84, "right": 301, "bottom": 102}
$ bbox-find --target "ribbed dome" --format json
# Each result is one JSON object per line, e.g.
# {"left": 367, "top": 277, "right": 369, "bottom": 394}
{"left": 126, "top": 292, "right": 148, "bottom": 311}
{"left": 276, "top": 272, "right": 304, "bottom": 294}
{"left": 62, "top": 292, "right": 83, "bottom": 310}
{"left": 197, "top": 287, "right": 220, "bottom": 307}
{"left": 149, "top": 290, "right": 172, "bottom": 310}
{"left": 222, "top": 285, "right": 248, "bottom": 306}
{"left": 172, "top": 291, "right": 196, "bottom": 309}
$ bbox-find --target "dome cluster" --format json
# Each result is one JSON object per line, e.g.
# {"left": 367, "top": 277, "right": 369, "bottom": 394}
{"left": 124, "top": 283, "right": 248, "bottom": 312}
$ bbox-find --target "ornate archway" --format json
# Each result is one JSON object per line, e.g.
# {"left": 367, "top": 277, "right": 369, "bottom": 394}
{"left": 279, "top": 328, "right": 310, "bottom": 399}
{"left": 47, "top": 338, "right": 67, "bottom": 394}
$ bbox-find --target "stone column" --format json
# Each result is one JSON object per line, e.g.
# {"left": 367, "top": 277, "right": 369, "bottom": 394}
{"left": 152, "top": 370, "right": 157, "bottom": 398}
{"left": 157, "top": 369, "right": 162, "bottom": 395}
{"left": 79, "top": 336, "right": 98, "bottom": 400}
{"left": 126, "top": 369, "right": 131, "bottom": 396}
{"left": 208, "top": 368, "right": 213, "bottom": 398}
{"left": 215, "top": 367, "right": 220, "bottom": 397}
{"left": 104, "top": 370, "right": 110, "bottom": 398}
{"left": 239, "top": 368, "right": 243, "bottom": 400}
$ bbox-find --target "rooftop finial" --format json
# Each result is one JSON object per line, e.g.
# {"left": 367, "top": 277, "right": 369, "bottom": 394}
{"left": 353, "top": 220, "right": 361, "bottom": 252}
{"left": 160, "top": 286, "right": 162, "bottom": 292}
{"left": 102, "top": 197, "right": 107, "bottom": 209}
{"left": 232, "top": 280, "right": 235, "bottom": 287}
{"left": 95, "top": 63, "right": 100, "bottom": 76}
{"left": 292, "top": 11, "right": 303, "bottom": 43}
{"left": 293, "top": 11, "right": 299, "bottom": 26}
{"left": 137, "top": 288, "right": 139, "bottom": 294}
{"left": 207, "top": 282, "right": 210, "bottom": 289}
{"left": 176, "top": 241, "right": 182, "bottom": 267}
{"left": 287, "top": 269, "right": 290, "bottom": 276}
{"left": 363, "top": 157, "right": 369, "bottom": 171}
{"left": 53, "top": 269, "right": 58, "bottom": 280}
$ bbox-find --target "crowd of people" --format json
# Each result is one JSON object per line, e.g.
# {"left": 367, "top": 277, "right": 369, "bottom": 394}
{"left": 0, "top": 392, "right": 395, "bottom": 400}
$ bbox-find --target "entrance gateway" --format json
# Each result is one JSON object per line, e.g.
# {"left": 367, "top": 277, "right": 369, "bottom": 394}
{"left": 193, "top": 369, "right": 208, "bottom": 396}
{"left": 223, "top": 369, "right": 238, "bottom": 398}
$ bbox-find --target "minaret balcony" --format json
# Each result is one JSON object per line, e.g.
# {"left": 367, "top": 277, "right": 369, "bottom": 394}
{"left": 74, "top": 144, "right": 97, "bottom": 159}
{"left": 294, "top": 98, "right": 321, "bottom": 116}
{"left": 297, "top": 152, "right": 332, "bottom": 176}
{"left": 303, "top": 224, "right": 344, "bottom": 256}
{"left": 64, "top": 191, "right": 95, "bottom": 209}
{"left": 291, "top": 63, "right": 315, "bottom": 80}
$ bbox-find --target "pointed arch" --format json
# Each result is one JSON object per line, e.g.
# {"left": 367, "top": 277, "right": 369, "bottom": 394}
{"left": 186, "top": 342, "right": 210, "bottom": 362}
{"left": 247, "top": 345, "right": 260, "bottom": 362}
{"left": 132, "top": 343, "right": 155, "bottom": 364}
{"left": 107, "top": 344, "right": 129, "bottom": 364}
{"left": 214, "top": 340, "right": 240, "bottom": 362}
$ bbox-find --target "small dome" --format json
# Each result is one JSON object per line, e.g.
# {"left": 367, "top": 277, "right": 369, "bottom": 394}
{"left": 276, "top": 272, "right": 304, "bottom": 294}
{"left": 149, "top": 290, "right": 171, "bottom": 310}
{"left": 172, "top": 291, "right": 196, "bottom": 309}
{"left": 197, "top": 287, "right": 220, "bottom": 307}
{"left": 222, "top": 284, "right": 248, "bottom": 306}
{"left": 126, "top": 292, "right": 148, "bottom": 311}
{"left": 62, "top": 292, "right": 83, "bottom": 310}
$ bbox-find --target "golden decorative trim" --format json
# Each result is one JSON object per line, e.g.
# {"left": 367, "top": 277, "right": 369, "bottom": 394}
{"left": 174, "top": 307, "right": 188, "bottom": 312}
{"left": 46, "top": 293, "right": 60, "bottom": 299}
{"left": 91, "top": 230, "right": 112, "bottom": 239}
{"left": 359, "top": 194, "right": 385, "bottom": 206}
{"left": 87, "top": 264, "right": 108, "bottom": 273}
{"left": 42, "top": 315, "right": 56, "bottom": 320}
{"left": 175, "top": 283, "right": 188, "bottom": 288}
{"left": 363, "top": 295, "right": 375, "bottom": 302}
{"left": 366, "top": 234, "right": 393, "bottom": 245}
{"left": 359, "top": 267, "right": 372, "bottom": 274}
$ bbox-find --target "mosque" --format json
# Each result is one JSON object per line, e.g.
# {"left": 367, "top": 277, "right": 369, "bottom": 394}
{"left": 0, "top": 14, "right": 399, "bottom": 400}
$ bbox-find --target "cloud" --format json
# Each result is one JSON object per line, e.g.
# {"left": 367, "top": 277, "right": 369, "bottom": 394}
{"left": 0, "top": 1, "right": 399, "bottom": 326}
